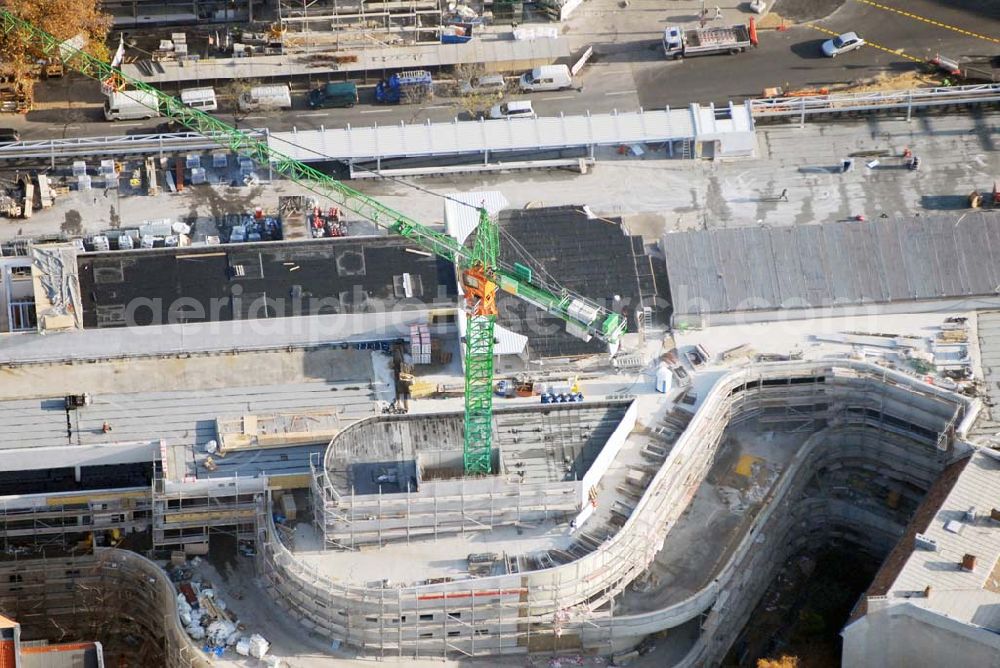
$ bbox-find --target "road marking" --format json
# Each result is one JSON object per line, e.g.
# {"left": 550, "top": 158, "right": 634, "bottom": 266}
{"left": 541, "top": 95, "right": 575, "bottom": 101}
{"left": 360, "top": 109, "right": 394, "bottom": 114}
{"left": 855, "top": 0, "right": 1000, "bottom": 45}
{"left": 606, "top": 90, "right": 636, "bottom": 96}
{"left": 806, "top": 24, "right": 924, "bottom": 63}
{"left": 116, "top": 122, "right": 143, "bottom": 126}
{"left": 243, "top": 115, "right": 266, "bottom": 120}
{"left": 301, "top": 111, "right": 329, "bottom": 117}
{"left": 424, "top": 104, "right": 451, "bottom": 109}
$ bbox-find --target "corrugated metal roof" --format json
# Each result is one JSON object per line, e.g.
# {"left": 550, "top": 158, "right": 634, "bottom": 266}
{"left": 664, "top": 214, "right": 1000, "bottom": 316}
{"left": 891, "top": 450, "right": 1000, "bottom": 601}
{"left": 269, "top": 108, "right": 701, "bottom": 162}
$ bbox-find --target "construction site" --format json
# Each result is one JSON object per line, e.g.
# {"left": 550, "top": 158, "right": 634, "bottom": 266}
{"left": 0, "top": 1, "right": 998, "bottom": 667}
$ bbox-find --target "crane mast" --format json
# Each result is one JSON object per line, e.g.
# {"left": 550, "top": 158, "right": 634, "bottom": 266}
{"left": 1, "top": 10, "right": 626, "bottom": 475}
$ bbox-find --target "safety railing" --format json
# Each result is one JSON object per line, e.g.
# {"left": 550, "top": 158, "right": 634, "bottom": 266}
{"left": 0, "top": 129, "right": 266, "bottom": 161}
{"left": 751, "top": 84, "right": 1000, "bottom": 121}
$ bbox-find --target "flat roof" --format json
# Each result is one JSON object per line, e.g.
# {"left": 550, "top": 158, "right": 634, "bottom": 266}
{"left": 268, "top": 107, "right": 698, "bottom": 163}
{"left": 663, "top": 214, "right": 1000, "bottom": 317}
{"left": 495, "top": 206, "right": 661, "bottom": 358}
{"left": 21, "top": 642, "right": 102, "bottom": 668}
{"left": 0, "top": 379, "right": 375, "bottom": 455}
{"left": 890, "top": 449, "right": 1000, "bottom": 599}
{"left": 78, "top": 236, "right": 457, "bottom": 329}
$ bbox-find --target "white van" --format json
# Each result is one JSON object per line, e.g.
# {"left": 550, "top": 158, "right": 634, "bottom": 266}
{"left": 104, "top": 90, "right": 160, "bottom": 121}
{"left": 518, "top": 65, "right": 572, "bottom": 92}
{"left": 180, "top": 87, "right": 218, "bottom": 112}
{"left": 237, "top": 84, "right": 292, "bottom": 112}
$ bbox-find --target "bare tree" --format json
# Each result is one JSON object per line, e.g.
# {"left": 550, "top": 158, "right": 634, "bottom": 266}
{"left": 219, "top": 78, "right": 254, "bottom": 127}
{"left": 451, "top": 64, "right": 509, "bottom": 120}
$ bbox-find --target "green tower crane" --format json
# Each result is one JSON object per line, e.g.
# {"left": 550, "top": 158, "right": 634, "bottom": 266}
{"left": 0, "top": 10, "right": 626, "bottom": 475}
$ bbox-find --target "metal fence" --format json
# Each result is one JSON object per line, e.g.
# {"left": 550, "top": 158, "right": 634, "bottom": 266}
{"left": 0, "top": 130, "right": 266, "bottom": 162}
{"left": 751, "top": 83, "right": 1000, "bottom": 122}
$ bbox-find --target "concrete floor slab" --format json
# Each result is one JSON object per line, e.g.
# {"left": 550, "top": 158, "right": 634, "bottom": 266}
{"left": 0, "top": 347, "right": 379, "bottom": 454}
{"left": 293, "top": 521, "right": 575, "bottom": 587}
{"left": 7, "top": 112, "right": 997, "bottom": 246}
{"left": 619, "top": 424, "right": 805, "bottom": 613}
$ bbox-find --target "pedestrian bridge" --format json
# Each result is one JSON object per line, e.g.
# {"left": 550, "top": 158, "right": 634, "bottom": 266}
{"left": 267, "top": 101, "right": 757, "bottom": 174}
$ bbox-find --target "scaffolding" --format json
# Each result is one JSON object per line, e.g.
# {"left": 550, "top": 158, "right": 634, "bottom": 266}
{"left": 0, "top": 489, "right": 151, "bottom": 554}
{"left": 0, "top": 550, "right": 210, "bottom": 667}
{"left": 276, "top": 0, "right": 449, "bottom": 52}
{"left": 151, "top": 460, "right": 265, "bottom": 553}
{"left": 310, "top": 405, "right": 626, "bottom": 550}
{"left": 258, "top": 360, "right": 976, "bottom": 658}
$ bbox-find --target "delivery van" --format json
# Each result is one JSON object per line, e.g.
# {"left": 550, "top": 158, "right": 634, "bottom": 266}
{"left": 104, "top": 90, "right": 161, "bottom": 121}
{"left": 180, "top": 87, "right": 218, "bottom": 112}
{"left": 518, "top": 65, "right": 572, "bottom": 92}
{"left": 237, "top": 84, "right": 293, "bottom": 112}
{"left": 308, "top": 82, "right": 358, "bottom": 109}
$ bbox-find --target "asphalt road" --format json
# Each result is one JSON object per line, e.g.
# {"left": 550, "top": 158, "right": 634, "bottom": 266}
{"left": 6, "top": 0, "right": 1000, "bottom": 142}
{"left": 635, "top": 0, "right": 1000, "bottom": 108}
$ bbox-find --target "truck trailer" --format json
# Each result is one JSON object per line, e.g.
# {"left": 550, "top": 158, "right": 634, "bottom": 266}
{"left": 663, "top": 24, "right": 752, "bottom": 59}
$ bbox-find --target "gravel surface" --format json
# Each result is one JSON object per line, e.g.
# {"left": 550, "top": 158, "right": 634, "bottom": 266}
{"left": 773, "top": 0, "right": 846, "bottom": 22}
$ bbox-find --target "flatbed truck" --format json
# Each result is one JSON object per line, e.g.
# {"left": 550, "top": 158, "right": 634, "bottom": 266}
{"left": 663, "top": 24, "right": 752, "bottom": 59}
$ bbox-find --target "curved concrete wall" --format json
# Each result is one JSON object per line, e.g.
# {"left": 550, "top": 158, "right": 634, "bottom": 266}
{"left": 259, "top": 360, "right": 975, "bottom": 657}
{"left": 0, "top": 549, "right": 208, "bottom": 668}
{"left": 582, "top": 425, "right": 939, "bottom": 646}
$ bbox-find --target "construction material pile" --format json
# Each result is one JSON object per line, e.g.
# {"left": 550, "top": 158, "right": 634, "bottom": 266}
{"left": 167, "top": 555, "right": 271, "bottom": 660}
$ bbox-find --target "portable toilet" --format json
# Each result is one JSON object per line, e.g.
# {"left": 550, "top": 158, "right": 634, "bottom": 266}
{"left": 655, "top": 363, "right": 673, "bottom": 393}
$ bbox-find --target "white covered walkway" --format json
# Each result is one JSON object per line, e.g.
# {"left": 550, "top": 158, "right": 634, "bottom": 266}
{"left": 267, "top": 101, "right": 757, "bottom": 169}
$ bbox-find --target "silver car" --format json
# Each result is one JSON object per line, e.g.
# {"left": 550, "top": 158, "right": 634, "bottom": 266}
{"left": 459, "top": 74, "right": 506, "bottom": 98}
{"left": 821, "top": 32, "right": 865, "bottom": 58}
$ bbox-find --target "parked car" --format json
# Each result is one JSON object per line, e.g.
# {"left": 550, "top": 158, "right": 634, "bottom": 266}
{"left": 821, "top": 32, "right": 865, "bottom": 57}
{"left": 459, "top": 74, "right": 506, "bottom": 97}
{"left": 0, "top": 128, "right": 20, "bottom": 142}
{"left": 308, "top": 82, "right": 358, "bottom": 109}
{"left": 488, "top": 100, "right": 535, "bottom": 119}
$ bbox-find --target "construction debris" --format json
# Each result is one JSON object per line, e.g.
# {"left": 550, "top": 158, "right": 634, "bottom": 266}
{"left": 167, "top": 557, "right": 270, "bottom": 660}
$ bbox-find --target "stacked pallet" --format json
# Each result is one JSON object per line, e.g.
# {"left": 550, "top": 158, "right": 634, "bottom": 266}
{"left": 410, "top": 323, "right": 431, "bottom": 364}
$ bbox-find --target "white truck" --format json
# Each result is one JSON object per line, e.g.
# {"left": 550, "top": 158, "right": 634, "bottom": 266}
{"left": 663, "top": 24, "right": 752, "bottom": 60}
{"left": 104, "top": 90, "right": 160, "bottom": 120}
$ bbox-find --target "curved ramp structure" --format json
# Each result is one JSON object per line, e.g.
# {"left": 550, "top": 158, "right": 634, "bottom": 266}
{"left": 256, "top": 360, "right": 977, "bottom": 659}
